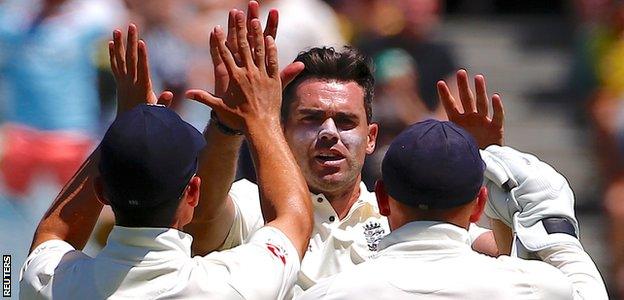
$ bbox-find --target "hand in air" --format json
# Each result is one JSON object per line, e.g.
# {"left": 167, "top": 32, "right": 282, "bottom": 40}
{"left": 108, "top": 24, "right": 173, "bottom": 114}
{"left": 188, "top": 1, "right": 304, "bottom": 131}
{"left": 437, "top": 70, "right": 504, "bottom": 148}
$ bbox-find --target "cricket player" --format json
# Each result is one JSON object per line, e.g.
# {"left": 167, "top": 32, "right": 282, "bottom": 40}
{"left": 299, "top": 120, "right": 608, "bottom": 299}
{"left": 184, "top": 2, "right": 499, "bottom": 295}
{"left": 19, "top": 22, "right": 312, "bottom": 299}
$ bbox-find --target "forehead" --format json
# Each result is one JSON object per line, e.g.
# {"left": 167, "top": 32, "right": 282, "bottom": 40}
{"left": 291, "top": 78, "right": 366, "bottom": 115}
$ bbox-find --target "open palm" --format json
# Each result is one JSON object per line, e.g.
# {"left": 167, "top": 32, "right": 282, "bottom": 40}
{"left": 438, "top": 70, "right": 505, "bottom": 149}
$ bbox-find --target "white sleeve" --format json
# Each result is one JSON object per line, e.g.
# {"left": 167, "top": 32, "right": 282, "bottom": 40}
{"left": 219, "top": 179, "right": 265, "bottom": 250}
{"left": 467, "top": 223, "right": 490, "bottom": 244}
{"left": 19, "top": 240, "right": 75, "bottom": 300}
{"left": 537, "top": 243, "right": 608, "bottom": 300}
{"left": 204, "top": 226, "right": 301, "bottom": 300}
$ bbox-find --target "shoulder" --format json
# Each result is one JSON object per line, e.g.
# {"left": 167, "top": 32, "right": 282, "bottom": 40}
{"left": 20, "top": 240, "right": 88, "bottom": 299}
{"left": 197, "top": 226, "right": 300, "bottom": 299}
{"left": 493, "top": 255, "right": 574, "bottom": 298}
{"left": 299, "top": 263, "right": 388, "bottom": 300}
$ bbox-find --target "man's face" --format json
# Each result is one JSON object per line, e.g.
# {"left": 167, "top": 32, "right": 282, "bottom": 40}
{"left": 283, "top": 78, "right": 378, "bottom": 194}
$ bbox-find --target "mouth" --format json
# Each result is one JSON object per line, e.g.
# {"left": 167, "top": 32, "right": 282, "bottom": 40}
{"left": 314, "top": 151, "right": 346, "bottom": 167}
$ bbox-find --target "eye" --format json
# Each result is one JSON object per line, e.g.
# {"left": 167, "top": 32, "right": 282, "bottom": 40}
{"left": 335, "top": 117, "right": 357, "bottom": 130}
{"left": 301, "top": 115, "right": 322, "bottom": 123}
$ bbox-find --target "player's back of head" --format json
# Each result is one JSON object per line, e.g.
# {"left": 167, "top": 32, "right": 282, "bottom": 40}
{"left": 98, "top": 104, "right": 206, "bottom": 227}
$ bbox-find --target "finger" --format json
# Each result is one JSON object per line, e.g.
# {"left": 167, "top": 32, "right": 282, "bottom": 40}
{"left": 108, "top": 41, "right": 119, "bottom": 79}
{"left": 250, "top": 19, "right": 265, "bottom": 72}
{"left": 264, "top": 9, "right": 279, "bottom": 38}
{"left": 210, "top": 30, "right": 228, "bottom": 96}
{"left": 113, "top": 29, "right": 127, "bottom": 75}
{"left": 215, "top": 26, "right": 238, "bottom": 75}
{"left": 186, "top": 89, "right": 228, "bottom": 111}
{"left": 280, "top": 61, "right": 305, "bottom": 88}
{"left": 157, "top": 91, "right": 174, "bottom": 107}
{"left": 246, "top": 1, "right": 259, "bottom": 48}
{"left": 491, "top": 93, "right": 505, "bottom": 129}
{"left": 125, "top": 24, "right": 139, "bottom": 83}
{"left": 136, "top": 40, "right": 152, "bottom": 87}
{"left": 456, "top": 69, "right": 476, "bottom": 113}
{"left": 265, "top": 35, "right": 279, "bottom": 78}
{"left": 437, "top": 80, "right": 460, "bottom": 119}
{"left": 209, "top": 30, "right": 224, "bottom": 67}
{"left": 226, "top": 9, "right": 239, "bottom": 60}
{"left": 475, "top": 74, "right": 489, "bottom": 117}
{"left": 235, "top": 11, "right": 254, "bottom": 67}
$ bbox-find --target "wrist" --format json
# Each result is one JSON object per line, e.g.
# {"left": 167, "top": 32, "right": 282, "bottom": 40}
{"left": 245, "top": 117, "right": 282, "bottom": 135}
{"left": 210, "top": 111, "right": 244, "bottom": 136}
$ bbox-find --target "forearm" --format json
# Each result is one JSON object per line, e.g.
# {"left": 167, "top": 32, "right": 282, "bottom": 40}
{"left": 30, "top": 147, "right": 102, "bottom": 253}
{"left": 185, "top": 122, "right": 242, "bottom": 255}
{"left": 246, "top": 121, "right": 312, "bottom": 257}
{"left": 491, "top": 218, "right": 513, "bottom": 255}
{"left": 537, "top": 243, "right": 608, "bottom": 300}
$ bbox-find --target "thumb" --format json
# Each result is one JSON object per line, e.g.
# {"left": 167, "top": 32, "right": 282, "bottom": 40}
{"left": 157, "top": 91, "right": 174, "bottom": 108}
{"left": 185, "top": 89, "right": 228, "bottom": 112}
{"left": 280, "top": 61, "right": 305, "bottom": 89}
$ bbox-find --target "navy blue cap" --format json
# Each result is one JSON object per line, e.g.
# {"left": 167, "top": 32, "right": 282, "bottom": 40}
{"left": 381, "top": 119, "right": 485, "bottom": 209}
{"left": 99, "top": 104, "right": 206, "bottom": 209}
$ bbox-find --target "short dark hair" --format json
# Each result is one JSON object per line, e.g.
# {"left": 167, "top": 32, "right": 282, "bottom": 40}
{"left": 111, "top": 195, "right": 182, "bottom": 227}
{"left": 282, "top": 47, "right": 375, "bottom": 123}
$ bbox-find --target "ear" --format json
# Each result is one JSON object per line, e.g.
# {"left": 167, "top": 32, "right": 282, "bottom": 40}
{"left": 366, "top": 123, "right": 378, "bottom": 155}
{"left": 469, "top": 186, "right": 487, "bottom": 223}
{"left": 93, "top": 176, "right": 110, "bottom": 206}
{"left": 184, "top": 176, "right": 201, "bottom": 208}
{"left": 375, "top": 180, "right": 390, "bottom": 216}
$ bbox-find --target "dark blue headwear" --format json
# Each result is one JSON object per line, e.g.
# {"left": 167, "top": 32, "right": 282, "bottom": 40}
{"left": 382, "top": 119, "right": 485, "bottom": 209}
{"left": 99, "top": 104, "right": 206, "bottom": 209}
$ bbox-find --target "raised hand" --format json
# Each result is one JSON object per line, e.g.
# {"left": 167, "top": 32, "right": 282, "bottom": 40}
{"left": 108, "top": 24, "right": 173, "bottom": 114}
{"left": 438, "top": 70, "right": 504, "bottom": 148}
{"left": 208, "top": 1, "right": 304, "bottom": 130}
{"left": 187, "top": 12, "right": 282, "bottom": 131}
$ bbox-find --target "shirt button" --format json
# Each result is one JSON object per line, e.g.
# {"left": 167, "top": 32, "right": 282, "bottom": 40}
{"left": 329, "top": 216, "right": 336, "bottom": 222}
{"left": 317, "top": 197, "right": 323, "bottom": 203}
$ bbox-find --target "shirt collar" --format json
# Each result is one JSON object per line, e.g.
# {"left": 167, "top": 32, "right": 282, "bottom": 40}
{"left": 310, "top": 182, "right": 378, "bottom": 220}
{"left": 378, "top": 221, "right": 471, "bottom": 252}
{"left": 98, "top": 226, "right": 193, "bottom": 264}
{"left": 310, "top": 182, "right": 376, "bottom": 208}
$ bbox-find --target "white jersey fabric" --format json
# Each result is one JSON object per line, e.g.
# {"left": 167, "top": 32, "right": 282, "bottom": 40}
{"left": 20, "top": 226, "right": 299, "bottom": 300}
{"left": 222, "top": 179, "right": 489, "bottom": 294}
{"left": 299, "top": 221, "right": 576, "bottom": 300}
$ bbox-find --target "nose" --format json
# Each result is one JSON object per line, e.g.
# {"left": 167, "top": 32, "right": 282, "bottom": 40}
{"left": 318, "top": 118, "right": 339, "bottom": 144}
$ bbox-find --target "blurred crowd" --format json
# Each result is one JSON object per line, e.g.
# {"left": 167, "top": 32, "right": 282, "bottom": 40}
{"left": 0, "top": 0, "right": 623, "bottom": 297}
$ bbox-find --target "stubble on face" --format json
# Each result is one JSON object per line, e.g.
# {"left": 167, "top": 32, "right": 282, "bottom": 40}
{"left": 283, "top": 78, "right": 373, "bottom": 196}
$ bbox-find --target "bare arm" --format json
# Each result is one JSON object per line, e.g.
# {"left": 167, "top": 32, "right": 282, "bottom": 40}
{"left": 491, "top": 218, "right": 513, "bottom": 256}
{"left": 188, "top": 12, "right": 312, "bottom": 258}
{"left": 29, "top": 149, "right": 102, "bottom": 252}
{"left": 28, "top": 24, "right": 172, "bottom": 253}
{"left": 185, "top": 2, "right": 304, "bottom": 255}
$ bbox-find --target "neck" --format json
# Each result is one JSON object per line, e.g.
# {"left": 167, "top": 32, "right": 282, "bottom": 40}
{"left": 316, "top": 175, "right": 362, "bottom": 219}
{"left": 389, "top": 199, "right": 471, "bottom": 231}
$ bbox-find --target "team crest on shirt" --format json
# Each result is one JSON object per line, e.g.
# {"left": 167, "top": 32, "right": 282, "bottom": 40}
{"left": 363, "top": 221, "right": 386, "bottom": 251}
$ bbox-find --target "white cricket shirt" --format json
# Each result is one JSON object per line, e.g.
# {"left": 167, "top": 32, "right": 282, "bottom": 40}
{"left": 298, "top": 221, "right": 575, "bottom": 300}
{"left": 222, "top": 179, "right": 489, "bottom": 295}
{"left": 20, "top": 226, "right": 299, "bottom": 299}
